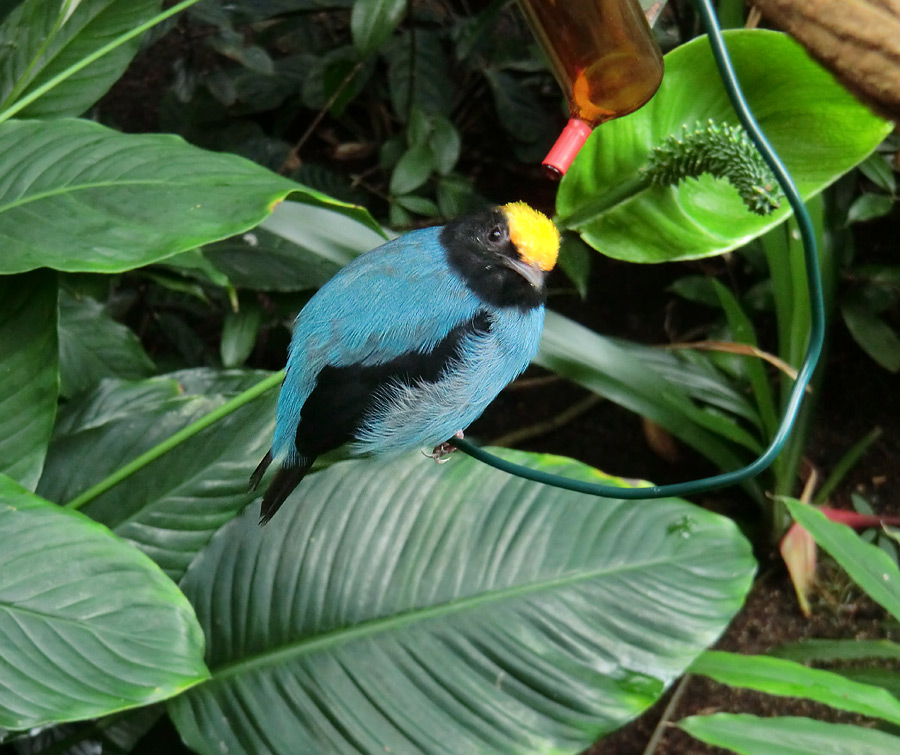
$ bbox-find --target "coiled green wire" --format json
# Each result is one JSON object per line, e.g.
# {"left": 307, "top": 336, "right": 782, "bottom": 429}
{"left": 449, "top": 0, "right": 826, "bottom": 500}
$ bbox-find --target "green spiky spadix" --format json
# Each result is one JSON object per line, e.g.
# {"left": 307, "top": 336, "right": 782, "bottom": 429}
{"left": 644, "top": 120, "right": 782, "bottom": 215}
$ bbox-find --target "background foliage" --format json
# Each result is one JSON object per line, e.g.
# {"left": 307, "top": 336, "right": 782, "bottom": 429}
{"left": 0, "top": 0, "right": 897, "bottom": 753}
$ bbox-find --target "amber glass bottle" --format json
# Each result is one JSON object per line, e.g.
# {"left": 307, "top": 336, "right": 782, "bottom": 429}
{"left": 517, "top": 0, "right": 664, "bottom": 179}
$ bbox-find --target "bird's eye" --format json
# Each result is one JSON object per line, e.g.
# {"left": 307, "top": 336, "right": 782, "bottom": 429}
{"left": 488, "top": 226, "right": 503, "bottom": 243}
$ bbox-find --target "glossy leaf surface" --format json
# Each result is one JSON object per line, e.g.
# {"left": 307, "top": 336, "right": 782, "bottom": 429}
{"left": 558, "top": 31, "right": 892, "bottom": 262}
{"left": 170, "top": 449, "right": 755, "bottom": 754}
{"left": 0, "top": 475, "right": 208, "bottom": 730}
{"left": 0, "top": 118, "right": 377, "bottom": 274}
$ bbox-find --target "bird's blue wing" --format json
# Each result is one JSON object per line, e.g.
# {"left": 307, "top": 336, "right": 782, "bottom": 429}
{"left": 272, "top": 227, "right": 485, "bottom": 462}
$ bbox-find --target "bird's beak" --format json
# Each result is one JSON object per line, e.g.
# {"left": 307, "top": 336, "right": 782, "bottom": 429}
{"left": 502, "top": 256, "right": 545, "bottom": 289}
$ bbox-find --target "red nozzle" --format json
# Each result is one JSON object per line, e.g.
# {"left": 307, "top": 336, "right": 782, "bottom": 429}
{"left": 542, "top": 118, "right": 593, "bottom": 180}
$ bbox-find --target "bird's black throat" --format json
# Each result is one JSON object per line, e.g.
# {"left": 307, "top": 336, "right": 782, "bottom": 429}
{"left": 441, "top": 208, "right": 546, "bottom": 311}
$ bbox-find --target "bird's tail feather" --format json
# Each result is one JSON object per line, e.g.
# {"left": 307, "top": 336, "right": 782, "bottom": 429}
{"left": 258, "top": 461, "right": 313, "bottom": 525}
{"left": 250, "top": 450, "right": 273, "bottom": 491}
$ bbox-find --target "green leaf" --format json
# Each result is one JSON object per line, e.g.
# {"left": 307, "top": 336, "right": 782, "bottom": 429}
{"left": 847, "top": 193, "right": 895, "bottom": 224}
{"left": 0, "top": 475, "right": 208, "bottom": 730}
{"left": 0, "top": 118, "right": 376, "bottom": 274}
{"left": 385, "top": 30, "right": 452, "bottom": 118}
{"left": 37, "top": 369, "right": 276, "bottom": 581}
{"left": 558, "top": 31, "right": 893, "bottom": 262}
{"left": 680, "top": 713, "right": 900, "bottom": 754}
{"left": 58, "top": 289, "right": 155, "bottom": 397}
{"left": 0, "top": 0, "right": 161, "bottom": 118}
{"left": 784, "top": 498, "right": 900, "bottom": 624}
{"left": 390, "top": 143, "right": 434, "bottom": 195}
{"left": 556, "top": 234, "right": 592, "bottom": 299}
{"left": 169, "top": 449, "right": 755, "bottom": 755}
{"left": 691, "top": 650, "right": 900, "bottom": 724}
{"left": 394, "top": 194, "right": 439, "bottom": 216}
{"left": 204, "top": 200, "right": 386, "bottom": 292}
{"left": 220, "top": 304, "right": 261, "bottom": 368}
{"left": 858, "top": 153, "right": 897, "bottom": 195}
{"left": 428, "top": 114, "right": 461, "bottom": 175}
{"left": 0, "top": 271, "right": 58, "bottom": 489}
{"left": 350, "top": 0, "right": 406, "bottom": 57}
{"left": 769, "top": 638, "right": 900, "bottom": 663}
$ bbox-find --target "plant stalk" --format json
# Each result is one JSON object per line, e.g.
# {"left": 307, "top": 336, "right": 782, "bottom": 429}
{"left": 555, "top": 174, "right": 650, "bottom": 230}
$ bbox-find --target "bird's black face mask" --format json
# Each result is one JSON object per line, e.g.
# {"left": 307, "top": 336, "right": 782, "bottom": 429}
{"left": 441, "top": 208, "right": 547, "bottom": 311}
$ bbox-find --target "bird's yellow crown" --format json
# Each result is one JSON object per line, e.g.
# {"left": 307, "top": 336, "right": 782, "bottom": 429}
{"left": 502, "top": 201, "right": 560, "bottom": 272}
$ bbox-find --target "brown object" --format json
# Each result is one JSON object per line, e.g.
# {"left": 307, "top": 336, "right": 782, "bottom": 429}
{"left": 752, "top": 0, "right": 900, "bottom": 121}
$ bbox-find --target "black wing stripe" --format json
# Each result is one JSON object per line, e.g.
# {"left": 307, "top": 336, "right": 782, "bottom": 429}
{"left": 294, "top": 310, "right": 492, "bottom": 458}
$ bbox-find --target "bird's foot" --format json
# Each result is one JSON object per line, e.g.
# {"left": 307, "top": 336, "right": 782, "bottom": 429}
{"left": 427, "top": 430, "right": 464, "bottom": 464}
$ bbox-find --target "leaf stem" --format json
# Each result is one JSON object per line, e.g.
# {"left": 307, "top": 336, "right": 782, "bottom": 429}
{"left": 0, "top": 0, "right": 204, "bottom": 124}
{"left": 555, "top": 174, "right": 649, "bottom": 230}
{"left": 65, "top": 370, "right": 284, "bottom": 511}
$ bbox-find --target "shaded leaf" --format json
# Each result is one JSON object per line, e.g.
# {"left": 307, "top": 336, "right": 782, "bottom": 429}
{"left": 385, "top": 30, "right": 452, "bottom": 118}
{"left": 0, "top": 475, "right": 208, "bottom": 730}
{"left": 351, "top": 0, "right": 406, "bottom": 57}
{"left": 169, "top": 449, "right": 755, "bottom": 754}
{"left": 0, "top": 271, "right": 58, "bottom": 489}
{"left": 847, "top": 193, "right": 895, "bottom": 224}
{"left": 220, "top": 304, "right": 262, "bottom": 368}
{"left": 390, "top": 143, "right": 434, "bottom": 195}
{"left": 858, "top": 153, "right": 897, "bottom": 195}
{"left": 0, "top": 118, "right": 377, "bottom": 274}
{"left": 841, "top": 297, "right": 900, "bottom": 372}
{"left": 205, "top": 200, "right": 386, "bottom": 292}
{"left": 58, "top": 289, "right": 155, "bottom": 397}
{"left": 38, "top": 369, "right": 276, "bottom": 581}
{"left": 680, "top": 713, "right": 900, "bottom": 754}
{"left": 558, "top": 31, "right": 892, "bottom": 262}
{"left": 0, "top": 0, "right": 161, "bottom": 119}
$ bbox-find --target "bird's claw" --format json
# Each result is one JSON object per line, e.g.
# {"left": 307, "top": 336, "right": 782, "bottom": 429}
{"left": 427, "top": 430, "right": 464, "bottom": 463}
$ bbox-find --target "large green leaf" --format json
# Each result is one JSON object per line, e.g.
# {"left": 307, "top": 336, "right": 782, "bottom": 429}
{"left": 0, "top": 475, "right": 208, "bottom": 730}
{"left": 0, "top": 0, "right": 161, "bottom": 119}
{"left": 557, "top": 31, "right": 892, "bottom": 262}
{"left": 58, "top": 288, "right": 155, "bottom": 397}
{"left": 0, "top": 271, "right": 58, "bottom": 489}
{"left": 37, "top": 369, "right": 276, "bottom": 581}
{"left": 690, "top": 650, "right": 900, "bottom": 724}
{"left": 0, "top": 118, "right": 379, "bottom": 274}
{"left": 169, "top": 449, "right": 755, "bottom": 754}
{"left": 680, "top": 713, "right": 900, "bottom": 754}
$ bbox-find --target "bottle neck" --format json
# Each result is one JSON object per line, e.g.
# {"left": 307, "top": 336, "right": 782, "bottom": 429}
{"left": 542, "top": 118, "right": 593, "bottom": 180}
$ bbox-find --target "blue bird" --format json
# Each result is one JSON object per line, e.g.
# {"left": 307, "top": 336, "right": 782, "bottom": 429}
{"left": 250, "top": 201, "right": 560, "bottom": 523}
